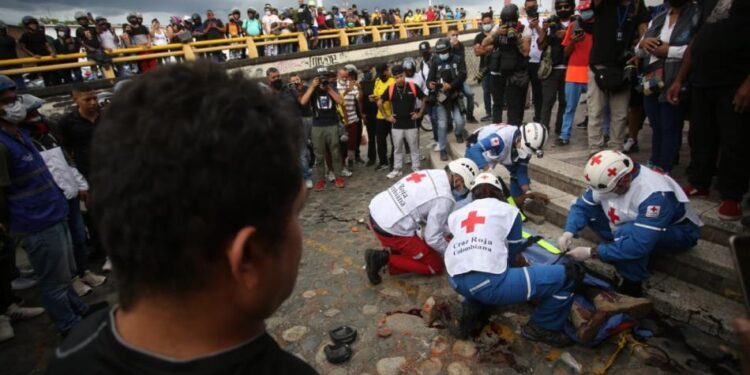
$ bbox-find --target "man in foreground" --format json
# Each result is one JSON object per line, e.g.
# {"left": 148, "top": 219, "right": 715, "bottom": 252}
{"left": 48, "top": 63, "right": 318, "bottom": 374}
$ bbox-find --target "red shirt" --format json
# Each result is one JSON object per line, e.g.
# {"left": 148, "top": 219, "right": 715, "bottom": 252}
{"left": 426, "top": 10, "right": 435, "bottom": 22}
{"left": 562, "top": 23, "right": 593, "bottom": 84}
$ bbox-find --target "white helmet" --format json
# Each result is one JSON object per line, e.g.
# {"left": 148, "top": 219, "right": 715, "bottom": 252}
{"left": 518, "top": 122, "right": 548, "bottom": 159}
{"left": 447, "top": 157, "right": 479, "bottom": 187}
{"left": 584, "top": 150, "right": 634, "bottom": 193}
{"left": 471, "top": 172, "right": 504, "bottom": 193}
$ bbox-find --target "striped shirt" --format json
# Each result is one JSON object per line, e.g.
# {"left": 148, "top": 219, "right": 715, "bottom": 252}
{"left": 337, "top": 80, "right": 360, "bottom": 124}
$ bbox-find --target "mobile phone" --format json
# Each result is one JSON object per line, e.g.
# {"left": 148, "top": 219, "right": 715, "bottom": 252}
{"left": 730, "top": 235, "right": 750, "bottom": 314}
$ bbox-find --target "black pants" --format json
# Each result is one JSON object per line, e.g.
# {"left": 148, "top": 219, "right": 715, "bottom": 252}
{"left": 365, "top": 112, "right": 378, "bottom": 162}
{"left": 541, "top": 68, "right": 566, "bottom": 133}
{"left": 376, "top": 119, "right": 392, "bottom": 167}
{"left": 491, "top": 74, "right": 526, "bottom": 125}
{"left": 0, "top": 236, "right": 20, "bottom": 313}
{"left": 688, "top": 85, "right": 750, "bottom": 201}
{"left": 528, "top": 62, "right": 543, "bottom": 122}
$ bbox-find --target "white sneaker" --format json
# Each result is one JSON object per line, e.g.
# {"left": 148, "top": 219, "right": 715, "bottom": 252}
{"left": 305, "top": 179, "right": 313, "bottom": 189}
{"left": 72, "top": 277, "right": 92, "bottom": 297}
{"left": 341, "top": 168, "right": 353, "bottom": 177}
{"left": 387, "top": 170, "right": 403, "bottom": 179}
{"left": 81, "top": 270, "right": 107, "bottom": 287}
{"left": 102, "top": 257, "right": 112, "bottom": 272}
{"left": 0, "top": 316, "right": 13, "bottom": 343}
{"left": 433, "top": 144, "right": 440, "bottom": 152}
{"left": 327, "top": 171, "right": 336, "bottom": 182}
{"left": 623, "top": 138, "right": 637, "bottom": 152}
{"left": 10, "top": 277, "right": 37, "bottom": 291}
{"left": 5, "top": 303, "right": 44, "bottom": 321}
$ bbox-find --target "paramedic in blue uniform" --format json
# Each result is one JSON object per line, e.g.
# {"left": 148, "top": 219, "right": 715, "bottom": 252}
{"left": 559, "top": 150, "right": 703, "bottom": 297}
{"left": 446, "top": 172, "right": 578, "bottom": 347}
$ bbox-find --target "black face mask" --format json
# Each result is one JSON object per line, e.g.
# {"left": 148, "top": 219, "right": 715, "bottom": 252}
{"left": 557, "top": 9, "right": 572, "bottom": 19}
{"left": 379, "top": 74, "right": 388, "bottom": 81}
{"left": 666, "top": 0, "right": 689, "bottom": 8}
{"left": 271, "top": 80, "right": 283, "bottom": 90}
{"left": 422, "top": 52, "right": 431, "bottom": 61}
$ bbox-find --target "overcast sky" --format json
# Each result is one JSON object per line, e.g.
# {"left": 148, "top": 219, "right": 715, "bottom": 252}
{"left": 1, "top": 0, "right": 663, "bottom": 25}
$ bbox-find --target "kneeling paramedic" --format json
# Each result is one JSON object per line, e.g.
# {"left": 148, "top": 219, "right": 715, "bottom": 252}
{"left": 446, "top": 172, "right": 578, "bottom": 347}
{"left": 559, "top": 150, "right": 703, "bottom": 297}
{"left": 365, "top": 158, "right": 479, "bottom": 284}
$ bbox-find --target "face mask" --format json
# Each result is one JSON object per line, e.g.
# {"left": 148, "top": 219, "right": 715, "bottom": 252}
{"left": 57, "top": 31, "right": 66, "bottom": 37}
{"left": 667, "top": 0, "right": 689, "bottom": 7}
{"left": 1, "top": 101, "right": 27, "bottom": 125}
{"left": 265, "top": 11, "right": 271, "bottom": 16}
{"left": 482, "top": 24, "right": 493, "bottom": 32}
{"left": 379, "top": 74, "right": 388, "bottom": 81}
{"left": 422, "top": 52, "right": 431, "bottom": 61}
{"left": 557, "top": 9, "right": 573, "bottom": 19}
{"left": 271, "top": 80, "right": 283, "bottom": 90}
{"left": 439, "top": 53, "right": 450, "bottom": 61}
{"left": 580, "top": 9, "right": 594, "bottom": 21}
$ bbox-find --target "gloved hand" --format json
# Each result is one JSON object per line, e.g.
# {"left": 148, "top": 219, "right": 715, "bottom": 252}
{"left": 557, "top": 231, "right": 574, "bottom": 251}
{"left": 566, "top": 246, "right": 592, "bottom": 261}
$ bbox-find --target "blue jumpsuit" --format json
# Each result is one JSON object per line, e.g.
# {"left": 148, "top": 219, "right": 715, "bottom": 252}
{"left": 464, "top": 132, "right": 531, "bottom": 198}
{"left": 564, "top": 169, "right": 701, "bottom": 282}
{"left": 450, "top": 214, "right": 575, "bottom": 331}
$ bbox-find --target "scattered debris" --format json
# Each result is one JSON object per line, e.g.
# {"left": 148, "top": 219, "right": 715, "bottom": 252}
{"left": 376, "top": 356, "right": 406, "bottom": 375}
{"left": 282, "top": 326, "right": 309, "bottom": 342}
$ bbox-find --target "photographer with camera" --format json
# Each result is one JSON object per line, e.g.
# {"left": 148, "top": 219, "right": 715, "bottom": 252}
{"left": 481, "top": 4, "right": 532, "bottom": 125}
{"left": 537, "top": 0, "right": 575, "bottom": 135}
{"left": 474, "top": 13, "right": 496, "bottom": 122}
{"left": 300, "top": 66, "right": 346, "bottom": 191}
{"left": 428, "top": 38, "right": 468, "bottom": 161}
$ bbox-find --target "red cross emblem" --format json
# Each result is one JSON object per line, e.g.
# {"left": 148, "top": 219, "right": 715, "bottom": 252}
{"left": 406, "top": 172, "right": 427, "bottom": 183}
{"left": 479, "top": 174, "right": 492, "bottom": 180}
{"left": 607, "top": 207, "right": 620, "bottom": 224}
{"left": 607, "top": 167, "right": 618, "bottom": 177}
{"left": 460, "top": 211, "right": 486, "bottom": 234}
{"left": 590, "top": 154, "right": 603, "bottom": 166}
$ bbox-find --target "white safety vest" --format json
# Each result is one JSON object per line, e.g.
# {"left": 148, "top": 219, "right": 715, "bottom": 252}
{"left": 475, "top": 124, "right": 518, "bottom": 167}
{"left": 445, "top": 198, "right": 520, "bottom": 277}
{"left": 369, "top": 169, "right": 454, "bottom": 228}
{"left": 591, "top": 166, "right": 703, "bottom": 231}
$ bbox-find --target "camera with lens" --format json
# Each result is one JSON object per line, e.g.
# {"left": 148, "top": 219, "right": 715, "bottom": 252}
{"left": 545, "top": 14, "right": 560, "bottom": 26}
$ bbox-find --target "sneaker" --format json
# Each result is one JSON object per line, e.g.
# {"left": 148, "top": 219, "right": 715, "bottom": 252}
{"left": 364, "top": 249, "right": 389, "bottom": 285}
{"left": 432, "top": 143, "right": 440, "bottom": 152}
{"left": 522, "top": 321, "right": 573, "bottom": 347}
{"left": 81, "top": 270, "right": 107, "bottom": 287}
{"left": 314, "top": 180, "right": 326, "bottom": 191}
{"left": 305, "top": 179, "right": 313, "bottom": 189}
{"left": 719, "top": 200, "right": 742, "bottom": 221}
{"left": 466, "top": 117, "right": 478, "bottom": 124}
{"left": 623, "top": 138, "right": 639, "bottom": 154}
{"left": 0, "top": 316, "right": 13, "bottom": 343}
{"left": 72, "top": 277, "right": 92, "bottom": 297}
{"left": 5, "top": 303, "right": 44, "bottom": 321}
{"left": 102, "top": 257, "right": 113, "bottom": 272}
{"left": 326, "top": 171, "right": 336, "bottom": 182}
{"left": 341, "top": 168, "right": 353, "bottom": 177}
{"left": 554, "top": 138, "right": 569, "bottom": 146}
{"left": 375, "top": 164, "right": 390, "bottom": 171}
{"left": 387, "top": 170, "right": 403, "bottom": 179}
{"left": 440, "top": 150, "right": 449, "bottom": 161}
{"left": 682, "top": 184, "right": 709, "bottom": 198}
{"left": 10, "top": 277, "right": 37, "bottom": 291}
{"left": 591, "top": 289, "right": 652, "bottom": 319}
{"left": 334, "top": 177, "right": 346, "bottom": 188}
{"left": 456, "top": 134, "right": 464, "bottom": 144}
{"left": 570, "top": 303, "right": 608, "bottom": 343}
{"left": 480, "top": 115, "right": 492, "bottom": 122}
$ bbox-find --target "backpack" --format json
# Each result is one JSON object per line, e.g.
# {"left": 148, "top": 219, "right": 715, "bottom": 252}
{"left": 387, "top": 81, "right": 418, "bottom": 102}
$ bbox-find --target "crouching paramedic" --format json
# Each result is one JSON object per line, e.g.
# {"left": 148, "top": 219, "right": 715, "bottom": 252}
{"left": 446, "top": 172, "right": 578, "bottom": 347}
{"left": 559, "top": 150, "right": 702, "bottom": 297}
{"left": 365, "top": 158, "right": 479, "bottom": 285}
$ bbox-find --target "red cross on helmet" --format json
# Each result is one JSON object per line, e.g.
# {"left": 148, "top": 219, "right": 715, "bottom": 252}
{"left": 470, "top": 172, "right": 504, "bottom": 193}
{"left": 584, "top": 150, "right": 634, "bottom": 193}
{"left": 447, "top": 158, "right": 479, "bottom": 187}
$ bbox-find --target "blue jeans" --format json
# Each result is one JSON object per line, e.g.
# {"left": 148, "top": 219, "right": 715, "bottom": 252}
{"left": 436, "top": 103, "right": 464, "bottom": 151}
{"left": 426, "top": 103, "right": 439, "bottom": 143}
{"left": 450, "top": 264, "right": 574, "bottom": 330}
{"left": 67, "top": 198, "right": 88, "bottom": 277}
{"left": 461, "top": 81, "right": 475, "bottom": 120}
{"left": 644, "top": 95, "right": 685, "bottom": 172}
{"left": 560, "top": 82, "right": 611, "bottom": 141}
{"left": 481, "top": 73, "right": 492, "bottom": 118}
{"left": 19, "top": 221, "right": 88, "bottom": 332}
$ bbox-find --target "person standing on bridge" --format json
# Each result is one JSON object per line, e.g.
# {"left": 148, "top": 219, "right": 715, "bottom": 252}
{"left": 364, "top": 158, "right": 479, "bottom": 285}
{"left": 558, "top": 150, "right": 703, "bottom": 297}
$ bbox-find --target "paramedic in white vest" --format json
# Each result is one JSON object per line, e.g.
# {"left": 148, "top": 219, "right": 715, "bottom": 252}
{"left": 446, "top": 172, "right": 577, "bottom": 347}
{"left": 559, "top": 150, "right": 703, "bottom": 297}
{"left": 365, "top": 158, "right": 479, "bottom": 285}
{"left": 464, "top": 122, "right": 549, "bottom": 200}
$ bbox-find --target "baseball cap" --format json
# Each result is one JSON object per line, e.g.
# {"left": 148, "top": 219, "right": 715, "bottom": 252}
{"left": 419, "top": 41, "right": 431, "bottom": 52}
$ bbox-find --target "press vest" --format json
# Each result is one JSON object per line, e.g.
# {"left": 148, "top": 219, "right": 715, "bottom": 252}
{"left": 445, "top": 198, "right": 520, "bottom": 276}
{"left": 476, "top": 124, "right": 518, "bottom": 167}
{"left": 369, "top": 169, "right": 453, "bottom": 228}
{"left": 0, "top": 129, "right": 68, "bottom": 234}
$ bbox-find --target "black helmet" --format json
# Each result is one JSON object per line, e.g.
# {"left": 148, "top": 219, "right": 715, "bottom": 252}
{"left": 127, "top": 12, "right": 139, "bottom": 23}
{"left": 191, "top": 13, "right": 202, "bottom": 23}
{"left": 434, "top": 38, "right": 450, "bottom": 53}
{"left": 500, "top": 4, "right": 520, "bottom": 24}
{"left": 54, "top": 24, "right": 70, "bottom": 33}
{"left": 231, "top": 7, "right": 241, "bottom": 15}
{"left": 95, "top": 16, "right": 107, "bottom": 24}
{"left": 22, "top": 16, "right": 38, "bottom": 26}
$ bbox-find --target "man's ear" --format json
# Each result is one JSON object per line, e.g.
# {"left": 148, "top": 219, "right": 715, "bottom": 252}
{"left": 226, "top": 226, "right": 263, "bottom": 291}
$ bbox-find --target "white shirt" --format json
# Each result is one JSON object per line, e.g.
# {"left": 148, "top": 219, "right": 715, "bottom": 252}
{"left": 414, "top": 59, "right": 431, "bottom": 95}
{"left": 38, "top": 147, "right": 89, "bottom": 200}
{"left": 99, "top": 30, "right": 117, "bottom": 49}
{"left": 521, "top": 17, "right": 545, "bottom": 63}
{"left": 262, "top": 14, "right": 280, "bottom": 34}
{"left": 641, "top": 12, "right": 688, "bottom": 65}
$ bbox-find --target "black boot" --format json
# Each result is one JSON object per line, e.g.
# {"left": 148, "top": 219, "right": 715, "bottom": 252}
{"left": 521, "top": 321, "right": 573, "bottom": 348}
{"left": 617, "top": 278, "right": 644, "bottom": 298}
{"left": 364, "top": 249, "right": 389, "bottom": 285}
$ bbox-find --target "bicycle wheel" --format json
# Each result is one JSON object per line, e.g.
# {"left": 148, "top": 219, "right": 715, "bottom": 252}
{"left": 420, "top": 114, "right": 433, "bottom": 132}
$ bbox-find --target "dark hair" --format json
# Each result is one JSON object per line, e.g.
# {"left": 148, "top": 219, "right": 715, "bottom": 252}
{"left": 266, "top": 67, "right": 279, "bottom": 76}
{"left": 481, "top": 12, "right": 493, "bottom": 20}
{"left": 71, "top": 82, "right": 93, "bottom": 94}
{"left": 90, "top": 62, "right": 302, "bottom": 309}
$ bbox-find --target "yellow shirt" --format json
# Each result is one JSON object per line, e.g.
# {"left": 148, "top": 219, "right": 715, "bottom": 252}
{"left": 374, "top": 77, "right": 395, "bottom": 119}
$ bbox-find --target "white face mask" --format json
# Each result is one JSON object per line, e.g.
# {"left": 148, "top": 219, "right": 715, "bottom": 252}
{"left": 482, "top": 24, "right": 493, "bottom": 32}
{"left": 265, "top": 10, "right": 271, "bottom": 16}
{"left": 439, "top": 53, "right": 450, "bottom": 61}
{"left": 57, "top": 31, "right": 66, "bottom": 37}
{"left": 1, "top": 100, "right": 27, "bottom": 125}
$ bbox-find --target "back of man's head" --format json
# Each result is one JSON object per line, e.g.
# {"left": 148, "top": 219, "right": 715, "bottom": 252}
{"left": 90, "top": 62, "right": 303, "bottom": 310}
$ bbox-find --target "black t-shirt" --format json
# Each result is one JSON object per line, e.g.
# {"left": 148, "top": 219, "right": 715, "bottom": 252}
{"left": 76, "top": 26, "right": 101, "bottom": 50}
{"left": 292, "top": 85, "right": 313, "bottom": 117}
{"left": 589, "top": 0, "right": 648, "bottom": 66}
{"left": 54, "top": 37, "right": 81, "bottom": 55}
{"left": 59, "top": 109, "right": 98, "bottom": 178}
{"left": 204, "top": 19, "right": 225, "bottom": 40}
{"left": 380, "top": 82, "right": 424, "bottom": 129}
{"left": 311, "top": 89, "right": 339, "bottom": 126}
{"left": 474, "top": 32, "right": 489, "bottom": 69}
{"left": 360, "top": 79, "right": 378, "bottom": 116}
{"left": 19, "top": 31, "right": 50, "bottom": 56}
{"left": 47, "top": 309, "right": 320, "bottom": 375}
{"left": 690, "top": 0, "right": 750, "bottom": 88}
{"left": 0, "top": 35, "right": 18, "bottom": 60}
{"left": 451, "top": 42, "right": 466, "bottom": 60}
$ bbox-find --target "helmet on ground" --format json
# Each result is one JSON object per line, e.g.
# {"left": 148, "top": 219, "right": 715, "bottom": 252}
{"left": 434, "top": 38, "right": 450, "bottom": 53}
{"left": 0, "top": 75, "right": 16, "bottom": 92}
{"left": 74, "top": 11, "right": 88, "bottom": 20}
{"left": 500, "top": 4, "right": 520, "bottom": 23}
{"left": 584, "top": 150, "right": 634, "bottom": 193}
{"left": 447, "top": 157, "right": 479, "bottom": 186}
{"left": 22, "top": 16, "right": 38, "bottom": 26}
{"left": 20, "top": 94, "right": 45, "bottom": 111}
{"left": 518, "top": 122, "right": 548, "bottom": 159}
{"left": 471, "top": 172, "right": 504, "bottom": 192}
